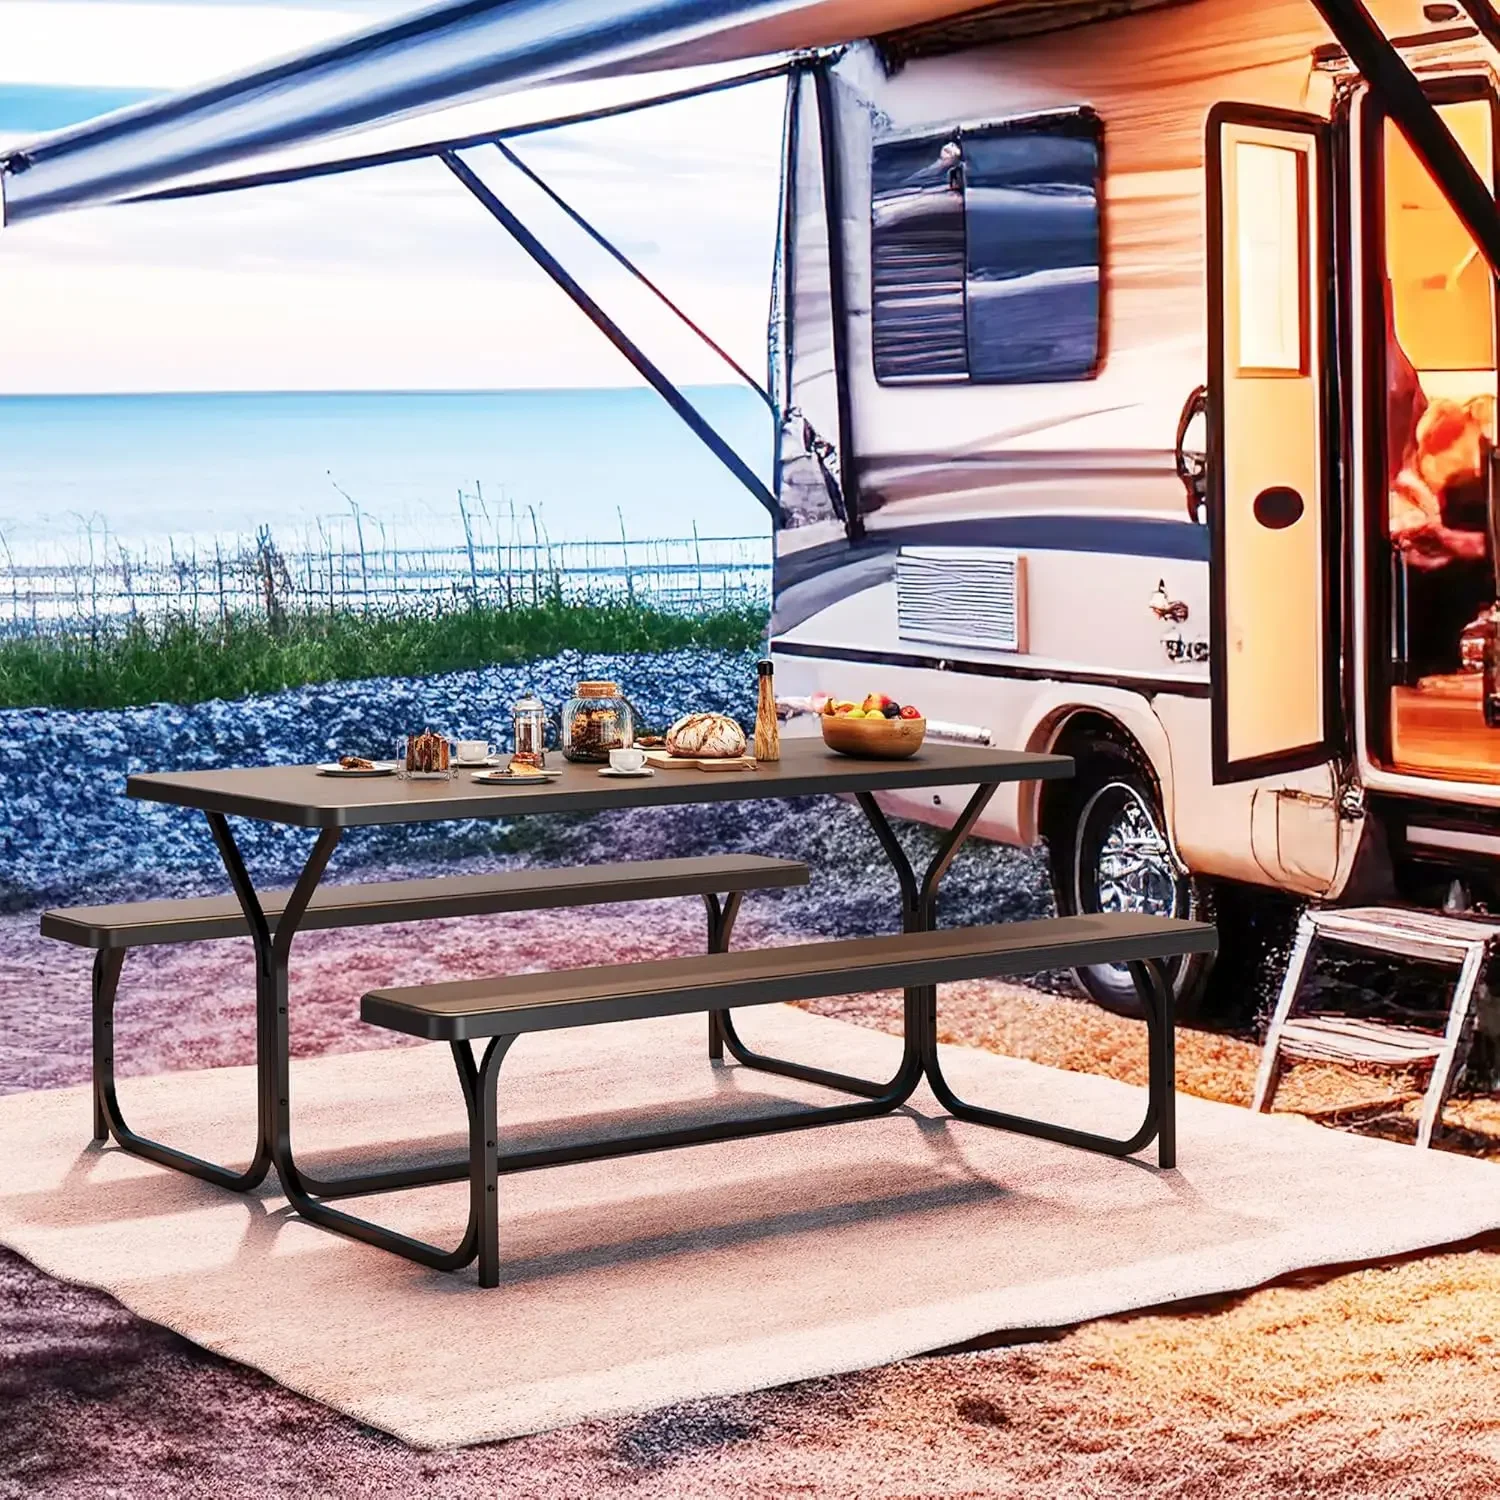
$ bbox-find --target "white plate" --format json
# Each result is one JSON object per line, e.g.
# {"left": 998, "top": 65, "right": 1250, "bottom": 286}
{"left": 597, "top": 767, "right": 656, "bottom": 778}
{"left": 316, "top": 761, "right": 398, "bottom": 777}
{"left": 471, "top": 770, "right": 561, "bottom": 785}
{"left": 453, "top": 755, "right": 505, "bottom": 768}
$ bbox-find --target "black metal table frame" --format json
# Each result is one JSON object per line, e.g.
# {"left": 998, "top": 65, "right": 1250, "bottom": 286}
{"left": 94, "top": 779, "right": 1175, "bottom": 1277}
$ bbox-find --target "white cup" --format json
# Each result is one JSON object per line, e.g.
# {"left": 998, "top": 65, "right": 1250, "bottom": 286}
{"left": 609, "top": 746, "right": 647, "bottom": 773}
{"left": 455, "top": 739, "right": 494, "bottom": 763}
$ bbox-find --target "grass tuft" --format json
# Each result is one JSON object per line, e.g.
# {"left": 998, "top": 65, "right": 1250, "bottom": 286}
{"left": 0, "top": 599, "right": 769, "bottom": 711}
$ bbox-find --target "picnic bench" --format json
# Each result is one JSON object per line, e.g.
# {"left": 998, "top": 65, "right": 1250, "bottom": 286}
{"left": 44, "top": 855, "right": 807, "bottom": 1194}
{"left": 358, "top": 912, "right": 1214, "bottom": 1286}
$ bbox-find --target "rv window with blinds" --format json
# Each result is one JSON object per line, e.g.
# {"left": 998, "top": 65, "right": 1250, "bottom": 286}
{"left": 870, "top": 110, "right": 1103, "bottom": 385}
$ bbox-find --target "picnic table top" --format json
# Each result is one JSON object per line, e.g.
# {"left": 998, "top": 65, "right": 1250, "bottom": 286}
{"left": 127, "top": 737, "right": 1072, "bottom": 828}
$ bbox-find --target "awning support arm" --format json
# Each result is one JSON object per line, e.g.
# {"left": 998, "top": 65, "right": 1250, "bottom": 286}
{"left": 491, "top": 140, "right": 774, "bottom": 410}
{"left": 1309, "top": 0, "right": 1500, "bottom": 279}
{"left": 441, "top": 150, "right": 777, "bottom": 518}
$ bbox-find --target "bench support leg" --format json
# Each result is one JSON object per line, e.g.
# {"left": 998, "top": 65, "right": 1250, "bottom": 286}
{"left": 922, "top": 956, "right": 1177, "bottom": 1165}
{"left": 91, "top": 949, "right": 121, "bottom": 1144}
{"left": 252, "top": 1034, "right": 517, "bottom": 1281}
{"left": 703, "top": 891, "right": 742, "bottom": 1062}
{"left": 91, "top": 938, "right": 274, "bottom": 1193}
{"left": 705, "top": 784, "right": 1000, "bottom": 1108}
{"left": 455, "top": 1035, "right": 515, "bottom": 1288}
{"left": 856, "top": 787, "right": 1178, "bottom": 1167}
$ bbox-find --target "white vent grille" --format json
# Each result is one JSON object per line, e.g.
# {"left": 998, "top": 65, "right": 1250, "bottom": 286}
{"left": 895, "top": 547, "right": 1027, "bottom": 653}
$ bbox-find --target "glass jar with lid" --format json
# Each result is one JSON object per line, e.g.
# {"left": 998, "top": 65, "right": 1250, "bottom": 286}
{"left": 560, "top": 681, "right": 634, "bottom": 763}
{"left": 511, "top": 692, "right": 548, "bottom": 768}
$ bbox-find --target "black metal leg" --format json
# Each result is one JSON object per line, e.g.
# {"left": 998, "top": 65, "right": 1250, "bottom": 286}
{"left": 271, "top": 1022, "right": 939, "bottom": 1282}
{"left": 703, "top": 891, "right": 739, "bottom": 1062}
{"left": 207, "top": 813, "right": 342, "bottom": 1197}
{"left": 858, "top": 786, "right": 1178, "bottom": 1166}
{"left": 209, "top": 814, "right": 478, "bottom": 1201}
{"left": 262, "top": 1036, "right": 513, "bottom": 1278}
{"left": 855, "top": 780, "right": 997, "bottom": 1059}
{"left": 1134, "top": 958, "right": 1176, "bottom": 1168}
{"left": 91, "top": 933, "right": 274, "bottom": 1191}
{"left": 470, "top": 1036, "right": 511, "bottom": 1288}
{"left": 91, "top": 949, "right": 120, "bottom": 1144}
{"left": 922, "top": 956, "right": 1177, "bottom": 1164}
{"left": 706, "top": 789, "right": 1002, "bottom": 1107}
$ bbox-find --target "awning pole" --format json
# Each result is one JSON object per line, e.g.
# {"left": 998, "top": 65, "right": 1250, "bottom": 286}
{"left": 491, "top": 140, "right": 774, "bottom": 409}
{"left": 1309, "top": 0, "right": 1500, "bottom": 278}
{"left": 441, "top": 150, "right": 777, "bottom": 518}
{"left": 812, "top": 59, "right": 861, "bottom": 538}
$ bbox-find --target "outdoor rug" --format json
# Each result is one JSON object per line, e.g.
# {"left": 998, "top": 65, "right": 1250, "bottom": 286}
{"left": 1, "top": 1005, "right": 1496, "bottom": 1449}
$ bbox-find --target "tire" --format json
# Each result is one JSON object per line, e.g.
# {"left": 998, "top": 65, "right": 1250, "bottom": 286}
{"left": 1048, "top": 742, "right": 1214, "bottom": 1019}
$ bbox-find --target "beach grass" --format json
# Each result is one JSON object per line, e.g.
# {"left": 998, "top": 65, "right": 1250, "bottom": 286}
{"left": 0, "top": 599, "right": 770, "bottom": 710}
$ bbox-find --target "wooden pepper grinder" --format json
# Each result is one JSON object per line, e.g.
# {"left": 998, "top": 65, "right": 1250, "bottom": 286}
{"left": 754, "top": 658, "right": 780, "bottom": 761}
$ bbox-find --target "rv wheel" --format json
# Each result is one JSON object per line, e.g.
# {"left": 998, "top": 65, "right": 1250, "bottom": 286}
{"left": 1050, "top": 746, "right": 1212, "bottom": 1019}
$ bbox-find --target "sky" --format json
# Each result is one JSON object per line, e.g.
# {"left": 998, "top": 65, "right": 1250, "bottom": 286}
{"left": 0, "top": 0, "right": 787, "bottom": 393}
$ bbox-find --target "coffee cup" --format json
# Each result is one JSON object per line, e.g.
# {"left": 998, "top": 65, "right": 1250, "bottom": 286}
{"left": 609, "top": 746, "right": 647, "bottom": 773}
{"left": 455, "top": 739, "right": 494, "bottom": 764}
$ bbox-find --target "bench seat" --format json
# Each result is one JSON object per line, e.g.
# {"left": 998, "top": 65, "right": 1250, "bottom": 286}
{"left": 364, "top": 912, "right": 1217, "bottom": 1040}
{"left": 345, "top": 910, "right": 1216, "bottom": 1286}
{"left": 42, "top": 854, "right": 809, "bottom": 949}
{"left": 54, "top": 854, "right": 807, "bottom": 1187}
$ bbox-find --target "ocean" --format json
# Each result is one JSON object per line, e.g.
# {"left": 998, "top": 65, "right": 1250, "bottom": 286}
{"left": 0, "top": 386, "right": 774, "bottom": 567}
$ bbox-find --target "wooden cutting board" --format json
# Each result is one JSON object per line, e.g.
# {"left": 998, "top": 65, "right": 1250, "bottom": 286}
{"left": 643, "top": 751, "right": 758, "bottom": 772}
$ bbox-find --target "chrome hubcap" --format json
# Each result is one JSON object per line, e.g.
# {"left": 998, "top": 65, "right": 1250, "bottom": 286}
{"left": 1074, "top": 782, "right": 1180, "bottom": 978}
{"left": 1095, "top": 793, "right": 1177, "bottom": 917}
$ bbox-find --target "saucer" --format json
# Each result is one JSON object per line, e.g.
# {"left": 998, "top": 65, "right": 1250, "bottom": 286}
{"left": 598, "top": 767, "right": 656, "bottom": 778}
{"left": 453, "top": 756, "right": 504, "bottom": 768}
{"left": 317, "top": 761, "right": 398, "bottom": 777}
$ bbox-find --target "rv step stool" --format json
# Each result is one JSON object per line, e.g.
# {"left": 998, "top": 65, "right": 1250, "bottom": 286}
{"left": 1252, "top": 906, "right": 1500, "bottom": 1148}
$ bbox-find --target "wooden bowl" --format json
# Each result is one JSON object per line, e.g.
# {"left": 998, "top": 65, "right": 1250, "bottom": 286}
{"left": 820, "top": 713, "right": 926, "bottom": 759}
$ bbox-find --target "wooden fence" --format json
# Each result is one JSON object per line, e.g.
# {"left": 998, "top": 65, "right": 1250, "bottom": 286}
{"left": 0, "top": 526, "right": 772, "bottom": 633}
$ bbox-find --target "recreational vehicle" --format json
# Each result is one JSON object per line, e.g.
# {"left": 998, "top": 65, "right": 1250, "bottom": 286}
{"left": 769, "top": 0, "right": 1500, "bottom": 1014}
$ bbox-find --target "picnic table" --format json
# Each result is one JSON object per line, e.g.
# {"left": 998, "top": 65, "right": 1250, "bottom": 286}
{"left": 48, "top": 738, "right": 1214, "bottom": 1286}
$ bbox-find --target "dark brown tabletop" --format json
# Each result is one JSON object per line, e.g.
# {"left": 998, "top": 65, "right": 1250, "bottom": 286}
{"left": 126, "top": 735, "right": 1072, "bottom": 828}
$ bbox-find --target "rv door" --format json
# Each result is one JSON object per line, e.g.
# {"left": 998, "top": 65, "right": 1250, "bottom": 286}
{"left": 1206, "top": 105, "right": 1337, "bottom": 784}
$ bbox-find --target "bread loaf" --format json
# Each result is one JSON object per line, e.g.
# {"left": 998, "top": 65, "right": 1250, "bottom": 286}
{"left": 665, "top": 712, "right": 747, "bottom": 759}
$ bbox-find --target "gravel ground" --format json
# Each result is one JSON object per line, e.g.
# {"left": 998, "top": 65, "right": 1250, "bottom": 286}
{"left": 0, "top": 649, "right": 764, "bottom": 910}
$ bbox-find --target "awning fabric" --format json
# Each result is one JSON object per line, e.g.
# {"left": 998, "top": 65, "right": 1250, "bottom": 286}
{"left": 0, "top": 0, "right": 999, "bottom": 226}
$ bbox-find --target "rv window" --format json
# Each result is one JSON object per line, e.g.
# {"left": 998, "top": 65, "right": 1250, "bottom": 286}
{"left": 1232, "top": 142, "right": 1306, "bottom": 374}
{"left": 870, "top": 112, "right": 1103, "bottom": 386}
{"left": 870, "top": 135, "right": 968, "bottom": 382}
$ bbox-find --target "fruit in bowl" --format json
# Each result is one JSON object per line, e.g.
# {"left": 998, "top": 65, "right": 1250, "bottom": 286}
{"left": 820, "top": 693, "right": 925, "bottom": 758}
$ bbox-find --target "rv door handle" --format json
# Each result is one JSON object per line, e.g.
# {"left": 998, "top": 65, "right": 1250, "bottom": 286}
{"left": 1175, "top": 385, "right": 1208, "bottom": 524}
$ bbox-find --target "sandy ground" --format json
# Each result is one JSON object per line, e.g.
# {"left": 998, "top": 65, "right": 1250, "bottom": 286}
{"left": 4, "top": 898, "right": 1500, "bottom": 1498}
